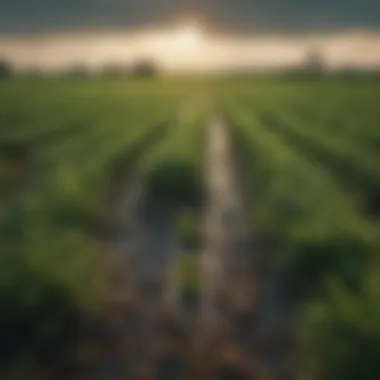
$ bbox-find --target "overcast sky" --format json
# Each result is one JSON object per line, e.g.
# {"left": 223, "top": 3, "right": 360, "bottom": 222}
{"left": 1, "top": 1, "right": 380, "bottom": 71}
{"left": 1, "top": 0, "right": 380, "bottom": 36}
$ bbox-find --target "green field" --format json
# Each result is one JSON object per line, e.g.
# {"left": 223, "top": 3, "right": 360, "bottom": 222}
{"left": 223, "top": 82, "right": 380, "bottom": 285}
{"left": 1, "top": 79, "right": 380, "bottom": 378}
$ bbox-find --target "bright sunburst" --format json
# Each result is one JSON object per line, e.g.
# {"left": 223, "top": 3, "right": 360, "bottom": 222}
{"left": 174, "top": 23, "right": 203, "bottom": 51}
{"left": 147, "top": 20, "right": 205, "bottom": 64}
{"left": 154, "top": 21, "right": 204, "bottom": 55}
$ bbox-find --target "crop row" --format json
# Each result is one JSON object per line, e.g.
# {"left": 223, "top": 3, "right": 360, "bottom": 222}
{"left": 235, "top": 93, "right": 380, "bottom": 218}
{"left": 223, "top": 86, "right": 380, "bottom": 379}
{"left": 0, "top": 84, "right": 196, "bottom": 370}
{"left": 224, "top": 99, "right": 378, "bottom": 295}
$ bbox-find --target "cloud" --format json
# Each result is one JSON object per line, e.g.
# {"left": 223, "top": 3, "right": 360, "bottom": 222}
{"left": 0, "top": 0, "right": 379, "bottom": 35}
{"left": 1, "top": 28, "right": 380, "bottom": 72}
{"left": 1, "top": 0, "right": 379, "bottom": 71}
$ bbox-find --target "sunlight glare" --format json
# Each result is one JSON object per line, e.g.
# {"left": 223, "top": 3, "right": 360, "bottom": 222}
{"left": 175, "top": 24, "right": 203, "bottom": 51}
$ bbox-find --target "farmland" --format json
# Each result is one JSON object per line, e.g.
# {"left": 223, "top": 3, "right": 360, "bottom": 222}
{"left": 1, "top": 79, "right": 380, "bottom": 379}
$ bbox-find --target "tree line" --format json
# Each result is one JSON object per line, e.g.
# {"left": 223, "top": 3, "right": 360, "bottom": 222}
{"left": 2, "top": 48, "right": 380, "bottom": 80}
{"left": 0, "top": 58, "right": 160, "bottom": 80}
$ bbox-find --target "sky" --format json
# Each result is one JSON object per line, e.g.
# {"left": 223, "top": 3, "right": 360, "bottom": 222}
{"left": 1, "top": 0, "right": 380, "bottom": 71}
{"left": 1, "top": 0, "right": 380, "bottom": 35}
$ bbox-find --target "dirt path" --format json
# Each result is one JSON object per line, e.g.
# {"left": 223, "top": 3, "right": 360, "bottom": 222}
{"left": 201, "top": 115, "right": 254, "bottom": 333}
{"left": 95, "top": 175, "right": 182, "bottom": 380}
{"left": 199, "top": 116, "right": 296, "bottom": 380}
{"left": 58, "top": 114, "right": 289, "bottom": 380}
{"left": 96, "top": 114, "right": 257, "bottom": 379}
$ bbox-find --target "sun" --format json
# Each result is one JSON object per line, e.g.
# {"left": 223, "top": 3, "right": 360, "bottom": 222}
{"left": 148, "top": 21, "right": 204, "bottom": 59}
{"left": 175, "top": 24, "right": 203, "bottom": 51}
{"left": 160, "top": 22, "right": 203, "bottom": 55}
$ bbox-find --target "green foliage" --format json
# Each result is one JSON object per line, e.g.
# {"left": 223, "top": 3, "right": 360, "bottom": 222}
{"left": 298, "top": 267, "right": 380, "bottom": 380}
{"left": 176, "top": 252, "right": 201, "bottom": 292}
{"left": 139, "top": 101, "right": 206, "bottom": 208}
{"left": 177, "top": 211, "right": 202, "bottom": 250}
{"left": 144, "top": 156, "right": 203, "bottom": 206}
{"left": 283, "top": 232, "right": 369, "bottom": 297}
{"left": 225, "top": 95, "right": 378, "bottom": 295}
{"left": 224, "top": 81, "right": 380, "bottom": 380}
{"left": 0, "top": 213, "right": 105, "bottom": 364}
{"left": 0, "top": 81, "right": 187, "bottom": 369}
{"left": 0, "top": 60, "right": 12, "bottom": 80}
{"left": 2, "top": 79, "right": 379, "bottom": 378}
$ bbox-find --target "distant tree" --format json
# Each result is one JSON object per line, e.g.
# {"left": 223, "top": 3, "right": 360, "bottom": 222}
{"left": 132, "top": 59, "right": 159, "bottom": 78}
{"left": 22, "top": 66, "right": 44, "bottom": 80}
{"left": 304, "top": 48, "right": 325, "bottom": 76}
{"left": 65, "top": 64, "right": 90, "bottom": 79}
{"left": 0, "top": 59, "right": 13, "bottom": 80}
{"left": 338, "top": 64, "right": 360, "bottom": 80}
{"left": 101, "top": 63, "right": 128, "bottom": 78}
